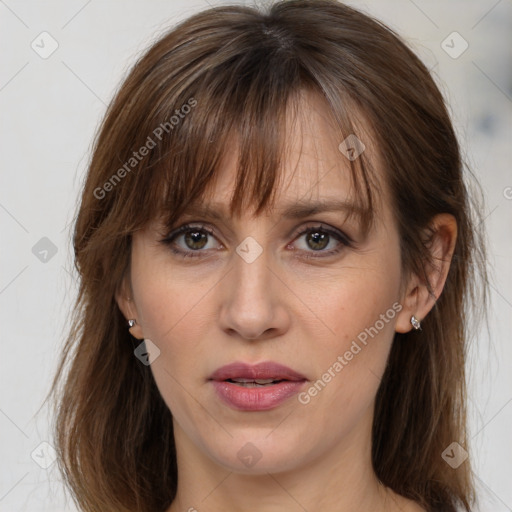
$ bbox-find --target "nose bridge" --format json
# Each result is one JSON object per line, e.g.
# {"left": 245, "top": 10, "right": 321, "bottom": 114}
{"left": 231, "top": 235, "right": 272, "bottom": 304}
{"left": 218, "top": 233, "right": 287, "bottom": 340}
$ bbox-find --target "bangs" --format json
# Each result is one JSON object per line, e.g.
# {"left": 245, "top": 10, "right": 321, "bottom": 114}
{"left": 104, "top": 7, "right": 379, "bottom": 240}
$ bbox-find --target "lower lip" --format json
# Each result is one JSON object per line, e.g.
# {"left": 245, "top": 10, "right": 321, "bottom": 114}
{"left": 210, "top": 380, "right": 306, "bottom": 411}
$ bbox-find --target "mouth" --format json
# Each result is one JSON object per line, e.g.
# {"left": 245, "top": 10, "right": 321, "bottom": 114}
{"left": 209, "top": 361, "right": 307, "bottom": 411}
{"left": 223, "top": 378, "right": 288, "bottom": 387}
{"left": 209, "top": 361, "right": 307, "bottom": 384}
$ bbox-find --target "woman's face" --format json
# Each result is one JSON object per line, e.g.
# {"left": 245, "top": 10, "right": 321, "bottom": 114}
{"left": 122, "top": 94, "right": 411, "bottom": 475}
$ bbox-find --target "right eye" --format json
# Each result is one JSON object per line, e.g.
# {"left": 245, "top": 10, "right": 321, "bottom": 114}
{"left": 159, "top": 223, "right": 223, "bottom": 259}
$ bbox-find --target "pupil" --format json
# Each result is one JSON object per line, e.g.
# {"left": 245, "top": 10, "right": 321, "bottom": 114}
{"left": 308, "top": 231, "right": 328, "bottom": 250}
{"left": 185, "top": 230, "right": 207, "bottom": 250}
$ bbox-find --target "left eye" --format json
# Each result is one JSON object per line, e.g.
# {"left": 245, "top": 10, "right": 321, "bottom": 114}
{"left": 287, "top": 225, "right": 353, "bottom": 259}
{"left": 292, "top": 227, "right": 343, "bottom": 253}
{"left": 160, "top": 223, "right": 351, "bottom": 259}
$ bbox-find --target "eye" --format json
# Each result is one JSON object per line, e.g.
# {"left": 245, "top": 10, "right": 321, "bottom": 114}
{"left": 289, "top": 224, "right": 353, "bottom": 259}
{"left": 159, "top": 224, "right": 221, "bottom": 258}
{"left": 159, "top": 222, "right": 353, "bottom": 260}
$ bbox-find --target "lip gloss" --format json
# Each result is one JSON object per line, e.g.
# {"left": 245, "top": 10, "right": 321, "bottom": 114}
{"left": 211, "top": 380, "right": 306, "bottom": 411}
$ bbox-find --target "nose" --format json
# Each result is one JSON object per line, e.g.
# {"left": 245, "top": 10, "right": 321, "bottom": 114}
{"left": 218, "top": 246, "right": 291, "bottom": 341}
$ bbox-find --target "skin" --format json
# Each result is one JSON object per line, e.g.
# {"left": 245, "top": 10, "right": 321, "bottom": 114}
{"left": 117, "top": 92, "right": 457, "bottom": 512}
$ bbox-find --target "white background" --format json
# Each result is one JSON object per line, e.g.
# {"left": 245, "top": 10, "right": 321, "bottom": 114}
{"left": 1, "top": 1, "right": 511, "bottom": 510}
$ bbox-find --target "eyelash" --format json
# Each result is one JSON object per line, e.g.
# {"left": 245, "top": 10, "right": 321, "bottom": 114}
{"left": 159, "top": 223, "right": 353, "bottom": 261}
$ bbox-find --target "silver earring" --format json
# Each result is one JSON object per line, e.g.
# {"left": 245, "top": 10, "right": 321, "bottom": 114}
{"left": 127, "top": 319, "right": 136, "bottom": 328}
{"left": 410, "top": 315, "right": 421, "bottom": 330}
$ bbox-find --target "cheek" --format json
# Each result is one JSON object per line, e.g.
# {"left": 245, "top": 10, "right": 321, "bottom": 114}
{"left": 294, "top": 306, "right": 398, "bottom": 445}
{"left": 299, "top": 260, "right": 401, "bottom": 409}
{"left": 305, "top": 260, "right": 401, "bottom": 350}
{"left": 129, "top": 247, "right": 225, "bottom": 408}
{"left": 131, "top": 276, "right": 207, "bottom": 420}
{"left": 132, "top": 274, "right": 210, "bottom": 374}
{"left": 130, "top": 242, "right": 217, "bottom": 346}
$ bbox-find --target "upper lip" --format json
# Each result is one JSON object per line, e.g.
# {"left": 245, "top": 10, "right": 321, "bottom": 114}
{"left": 209, "top": 361, "right": 307, "bottom": 382}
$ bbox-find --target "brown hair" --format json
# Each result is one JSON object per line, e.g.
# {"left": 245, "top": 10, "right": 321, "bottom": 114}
{"left": 47, "top": 1, "right": 488, "bottom": 511}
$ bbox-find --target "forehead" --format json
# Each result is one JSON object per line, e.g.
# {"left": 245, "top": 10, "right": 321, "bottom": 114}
{"left": 203, "top": 91, "right": 383, "bottom": 216}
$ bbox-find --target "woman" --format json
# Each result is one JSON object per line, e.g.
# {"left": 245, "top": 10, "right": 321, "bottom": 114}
{"left": 49, "top": 1, "right": 488, "bottom": 511}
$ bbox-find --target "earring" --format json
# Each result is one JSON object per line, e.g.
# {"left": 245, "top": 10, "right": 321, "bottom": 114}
{"left": 410, "top": 315, "right": 421, "bottom": 331}
{"left": 127, "top": 319, "right": 137, "bottom": 328}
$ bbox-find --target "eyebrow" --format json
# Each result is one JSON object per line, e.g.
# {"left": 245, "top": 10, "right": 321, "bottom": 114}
{"left": 179, "top": 198, "right": 369, "bottom": 222}
{"left": 277, "top": 198, "right": 369, "bottom": 220}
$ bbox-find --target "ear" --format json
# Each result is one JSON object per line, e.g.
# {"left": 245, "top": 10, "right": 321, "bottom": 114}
{"left": 115, "top": 275, "right": 145, "bottom": 340}
{"left": 395, "top": 213, "right": 457, "bottom": 333}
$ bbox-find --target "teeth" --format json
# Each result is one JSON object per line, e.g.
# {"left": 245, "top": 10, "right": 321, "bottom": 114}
{"left": 228, "top": 378, "right": 282, "bottom": 386}
{"left": 233, "top": 382, "right": 274, "bottom": 387}
{"left": 255, "top": 379, "right": 277, "bottom": 384}
{"left": 230, "top": 378, "right": 279, "bottom": 384}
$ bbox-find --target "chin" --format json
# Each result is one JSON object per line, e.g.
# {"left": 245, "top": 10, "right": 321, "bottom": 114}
{"left": 204, "top": 432, "right": 308, "bottom": 475}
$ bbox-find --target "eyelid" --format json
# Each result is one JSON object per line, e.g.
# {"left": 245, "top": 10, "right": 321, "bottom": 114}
{"left": 159, "top": 223, "right": 220, "bottom": 245}
{"left": 160, "top": 220, "right": 354, "bottom": 258}
{"left": 163, "top": 220, "right": 353, "bottom": 242}
{"left": 289, "top": 222, "right": 354, "bottom": 246}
